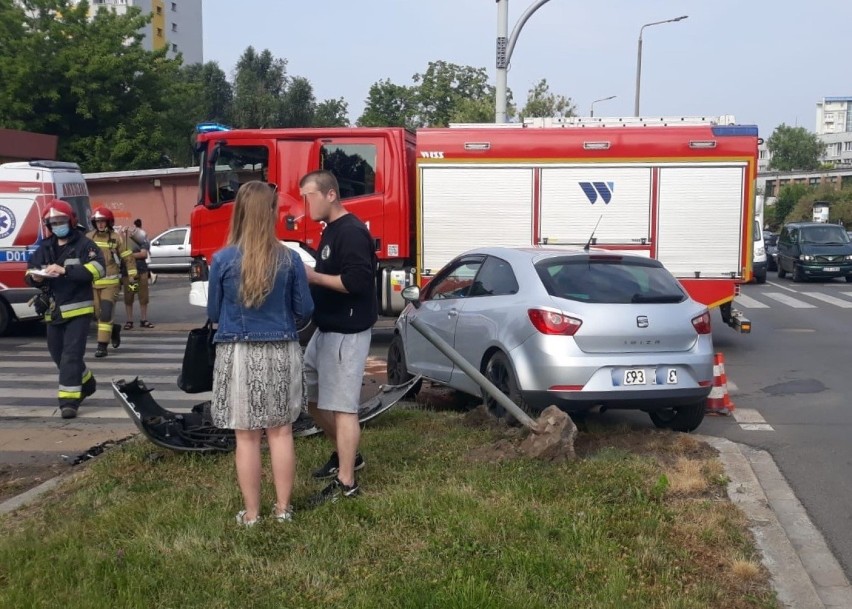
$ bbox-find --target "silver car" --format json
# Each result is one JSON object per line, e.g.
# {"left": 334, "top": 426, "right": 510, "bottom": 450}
{"left": 387, "top": 246, "right": 715, "bottom": 432}
{"left": 148, "top": 226, "right": 191, "bottom": 271}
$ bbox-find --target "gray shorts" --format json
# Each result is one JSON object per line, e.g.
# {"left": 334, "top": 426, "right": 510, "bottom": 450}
{"left": 304, "top": 328, "right": 372, "bottom": 413}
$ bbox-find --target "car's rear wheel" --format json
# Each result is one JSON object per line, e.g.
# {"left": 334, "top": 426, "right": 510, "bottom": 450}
{"left": 777, "top": 262, "right": 786, "bottom": 278}
{"left": 648, "top": 401, "right": 705, "bottom": 432}
{"left": 755, "top": 268, "right": 766, "bottom": 284}
{"left": 386, "top": 333, "right": 421, "bottom": 398}
{"left": 484, "top": 351, "right": 530, "bottom": 424}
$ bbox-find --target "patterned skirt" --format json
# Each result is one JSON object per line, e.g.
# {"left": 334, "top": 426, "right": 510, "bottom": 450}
{"left": 211, "top": 341, "right": 305, "bottom": 430}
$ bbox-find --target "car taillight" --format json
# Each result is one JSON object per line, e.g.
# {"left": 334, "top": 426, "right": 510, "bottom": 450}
{"left": 528, "top": 309, "right": 582, "bottom": 336}
{"left": 692, "top": 311, "right": 711, "bottom": 335}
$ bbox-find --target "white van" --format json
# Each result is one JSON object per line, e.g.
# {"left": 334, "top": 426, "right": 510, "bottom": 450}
{"left": 0, "top": 161, "right": 92, "bottom": 335}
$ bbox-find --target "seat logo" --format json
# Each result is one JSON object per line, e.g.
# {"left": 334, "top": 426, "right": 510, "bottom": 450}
{"left": 636, "top": 316, "right": 649, "bottom": 328}
{"left": 579, "top": 182, "right": 614, "bottom": 204}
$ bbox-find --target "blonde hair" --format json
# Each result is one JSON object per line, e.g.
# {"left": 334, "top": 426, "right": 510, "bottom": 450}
{"left": 227, "top": 181, "right": 287, "bottom": 308}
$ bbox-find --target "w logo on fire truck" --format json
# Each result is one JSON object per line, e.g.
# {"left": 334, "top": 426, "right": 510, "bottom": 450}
{"left": 579, "top": 182, "right": 614, "bottom": 204}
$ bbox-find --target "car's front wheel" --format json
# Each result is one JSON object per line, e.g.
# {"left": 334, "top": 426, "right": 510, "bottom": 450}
{"left": 483, "top": 351, "right": 530, "bottom": 424}
{"left": 648, "top": 401, "right": 705, "bottom": 432}
{"left": 386, "top": 333, "right": 421, "bottom": 398}
{"left": 792, "top": 264, "right": 805, "bottom": 283}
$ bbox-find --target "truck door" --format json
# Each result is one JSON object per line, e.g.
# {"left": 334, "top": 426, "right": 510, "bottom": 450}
{"left": 306, "top": 138, "right": 384, "bottom": 253}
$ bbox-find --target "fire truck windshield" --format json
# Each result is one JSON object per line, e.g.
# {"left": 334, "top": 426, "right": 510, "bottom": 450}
{"left": 201, "top": 144, "right": 270, "bottom": 208}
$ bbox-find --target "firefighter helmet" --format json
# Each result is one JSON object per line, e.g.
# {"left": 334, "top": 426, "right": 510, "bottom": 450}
{"left": 42, "top": 199, "right": 77, "bottom": 229}
{"left": 90, "top": 207, "right": 115, "bottom": 228}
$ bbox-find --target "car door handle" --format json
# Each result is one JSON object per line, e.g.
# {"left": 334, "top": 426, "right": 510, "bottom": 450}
{"left": 177, "top": 246, "right": 184, "bottom": 250}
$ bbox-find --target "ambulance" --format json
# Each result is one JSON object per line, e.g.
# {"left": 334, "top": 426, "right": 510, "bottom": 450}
{"left": 0, "top": 161, "right": 92, "bottom": 335}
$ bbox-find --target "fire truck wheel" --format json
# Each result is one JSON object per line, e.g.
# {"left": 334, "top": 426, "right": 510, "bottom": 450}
{"left": 483, "top": 351, "right": 530, "bottom": 425}
{"left": 387, "top": 333, "right": 421, "bottom": 398}
{"left": 0, "top": 301, "right": 9, "bottom": 337}
{"left": 648, "top": 401, "right": 705, "bottom": 433}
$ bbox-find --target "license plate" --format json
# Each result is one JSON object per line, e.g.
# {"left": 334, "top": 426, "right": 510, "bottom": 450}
{"left": 824, "top": 266, "right": 840, "bottom": 272}
{"left": 666, "top": 369, "right": 678, "bottom": 385}
{"left": 623, "top": 369, "right": 646, "bottom": 385}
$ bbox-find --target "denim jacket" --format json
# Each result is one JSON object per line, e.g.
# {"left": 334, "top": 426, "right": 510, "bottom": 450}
{"left": 207, "top": 245, "right": 313, "bottom": 343}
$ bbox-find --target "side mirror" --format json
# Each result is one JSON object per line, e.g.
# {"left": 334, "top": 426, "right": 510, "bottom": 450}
{"left": 152, "top": 240, "right": 160, "bottom": 246}
{"left": 401, "top": 285, "right": 421, "bottom": 308}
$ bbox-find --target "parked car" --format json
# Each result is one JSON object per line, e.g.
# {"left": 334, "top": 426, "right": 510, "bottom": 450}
{"left": 148, "top": 226, "right": 191, "bottom": 271}
{"left": 763, "top": 231, "right": 779, "bottom": 272}
{"left": 776, "top": 222, "right": 852, "bottom": 282}
{"left": 387, "top": 246, "right": 714, "bottom": 432}
{"left": 752, "top": 220, "right": 767, "bottom": 284}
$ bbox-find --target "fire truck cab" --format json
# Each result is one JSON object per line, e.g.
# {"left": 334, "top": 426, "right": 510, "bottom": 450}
{"left": 0, "top": 161, "right": 92, "bottom": 335}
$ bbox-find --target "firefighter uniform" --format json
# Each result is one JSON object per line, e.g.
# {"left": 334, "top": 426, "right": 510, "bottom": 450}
{"left": 87, "top": 208, "right": 137, "bottom": 357}
{"left": 26, "top": 200, "right": 106, "bottom": 419}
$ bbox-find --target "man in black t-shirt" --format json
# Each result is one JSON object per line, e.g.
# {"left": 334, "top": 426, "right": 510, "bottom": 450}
{"left": 299, "top": 170, "right": 377, "bottom": 505}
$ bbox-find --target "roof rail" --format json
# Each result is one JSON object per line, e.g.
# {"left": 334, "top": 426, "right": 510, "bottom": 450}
{"left": 523, "top": 115, "right": 738, "bottom": 128}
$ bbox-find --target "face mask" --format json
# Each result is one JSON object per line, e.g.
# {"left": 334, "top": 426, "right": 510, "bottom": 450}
{"left": 51, "top": 224, "right": 70, "bottom": 238}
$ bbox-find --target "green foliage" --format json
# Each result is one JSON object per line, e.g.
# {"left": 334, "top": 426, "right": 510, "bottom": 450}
{"left": 771, "top": 183, "right": 811, "bottom": 225}
{"left": 412, "top": 61, "right": 496, "bottom": 127}
{"left": 787, "top": 186, "right": 852, "bottom": 226}
{"left": 357, "top": 79, "right": 418, "bottom": 128}
{"left": 767, "top": 124, "right": 826, "bottom": 171}
{"left": 314, "top": 97, "right": 350, "bottom": 127}
{"left": 520, "top": 78, "right": 576, "bottom": 120}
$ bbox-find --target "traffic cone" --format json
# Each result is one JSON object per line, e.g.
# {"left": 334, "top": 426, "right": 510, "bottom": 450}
{"left": 705, "top": 352, "right": 735, "bottom": 416}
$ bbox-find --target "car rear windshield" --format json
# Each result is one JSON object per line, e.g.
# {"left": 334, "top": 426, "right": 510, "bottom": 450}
{"left": 536, "top": 256, "right": 687, "bottom": 304}
{"left": 800, "top": 225, "right": 850, "bottom": 244}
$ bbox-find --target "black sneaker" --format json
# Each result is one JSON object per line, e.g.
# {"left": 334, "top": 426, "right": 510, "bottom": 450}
{"left": 60, "top": 403, "right": 79, "bottom": 419}
{"left": 312, "top": 451, "right": 365, "bottom": 479}
{"left": 94, "top": 343, "right": 108, "bottom": 358}
{"left": 111, "top": 323, "right": 121, "bottom": 349}
{"left": 308, "top": 477, "right": 360, "bottom": 507}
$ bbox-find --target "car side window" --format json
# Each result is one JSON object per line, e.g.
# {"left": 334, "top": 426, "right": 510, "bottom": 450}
{"left": 468, "top": 256, "right": 519, "bottom": 297}
{"left": 424, "top": 260, "right": 483, "bottom": 300}
{"left": 157, "top": 229, "right": 187, "bottom": 246}
{"left": 789, "top": 229, "right": 798, "bottom": 244}
{"left": 779, "top": 227, "right": 789, "bottom": 244}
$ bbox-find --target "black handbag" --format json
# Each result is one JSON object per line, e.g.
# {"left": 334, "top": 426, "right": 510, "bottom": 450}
{"left": 177, "top": 320, "right": 216, "bottom": 393}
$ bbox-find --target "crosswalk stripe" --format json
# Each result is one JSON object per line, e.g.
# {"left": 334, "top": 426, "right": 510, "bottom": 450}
{"left": 0, "top": 361, "right": 181, "bottom": 371}
{"left": 801, "top": 292, "right": 852, "bottom": 308}
{"left": 734, "top": 294, "right": 769, "bottom": 309}
{"left": 0, "top": 374, "right": 180, "bottom": 385}
{"left": 732, "top": 407, "right": 775, "bottom": 431}
{"left": 0, "top": 405, "right": 193, "bottom": 419}
{"left": 761, "top": 292, "right": 817, "bottom": 309}
{"left": 7, "top": 351, "right": 184, "bottom": 360}
{"left": 8, "top": 389, "right": 210, "bottom": 401}
{"left": 17, "top": 339, "right": 188, "bottom": 350}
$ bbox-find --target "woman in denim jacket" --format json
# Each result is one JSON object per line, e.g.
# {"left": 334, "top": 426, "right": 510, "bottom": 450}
{"left": 207, "top": 181, "right": 314, "bottom": 526}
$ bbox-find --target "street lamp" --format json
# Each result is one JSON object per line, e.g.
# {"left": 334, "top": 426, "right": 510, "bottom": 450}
{"left": 590, "top": 95, "right": 616, "bottom": 117}
{"left": 495, "top": 0, "right": 554, "bottom": 123}
{"left": 633, "top": 15, "right": 688, "bottom": 117}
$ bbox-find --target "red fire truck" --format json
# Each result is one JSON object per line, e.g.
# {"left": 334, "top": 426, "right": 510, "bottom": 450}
{"left": 189, "top": 116, "right": 759, "bottom": 332}
{"left": 0, "top": 161, "right": 93, "bottom": 335}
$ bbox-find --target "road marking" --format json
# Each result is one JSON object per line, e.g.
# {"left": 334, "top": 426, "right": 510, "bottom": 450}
{"left": 4, "top": 389, "right": 209, "bottom": 401}
{"left": 762, "top": 292, "right": 817, "bottom": 309}
{"left": 0, "top": 374, "right": 180, "bottom": 385}
{"left": 0, "top": 405, "right": 193, "bottom": 419}
{"left": 766, "top": 281, "right": 799, "bottom": 293}
{"left": 732, "top": 407, "right": 774, "bottom": 431}
{"left": 6, "top": 351, "right": 184, "bottom": 360}
{"left": 734, "top": 294, "right": 769, "bottom": 309}
{"left": 0, "top": 361, "right": 182, "bottom": 370}
{"left": 802, "top": 292, "right": 852, "bottom": 308}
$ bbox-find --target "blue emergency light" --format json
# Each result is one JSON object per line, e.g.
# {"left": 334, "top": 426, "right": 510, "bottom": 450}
{"left": 195, "top": 122, "right": 232, "bottom": 134}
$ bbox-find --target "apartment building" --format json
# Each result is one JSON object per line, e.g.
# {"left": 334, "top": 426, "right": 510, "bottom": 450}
{"left": 816, "top": 96, "right": 852, "bottom": 166}
{"left": 83, "top": 0, "right": 203, "bottom": 64}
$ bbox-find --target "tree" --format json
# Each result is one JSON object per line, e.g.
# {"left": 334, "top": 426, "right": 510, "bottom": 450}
{"left": 314, "top": 98, "right": 350, "bottom": 127}
{"left": 412, "top": 61, "right": 495, "bottom": 127}
{"left": 0, "top": 0, "right": 191, "bottom": 171}
{"left": 231, "top": 46, "right": 288, "bottom": 128}
{"left": 520, "top": 78, "right": 575, "bottom": 120}
{"left": 181, "top": 61, "right": 234, "bottom": 126}
{"left": 358, "top": 79, "right": 417, "bottom": 128}
{"left": 772, "top": 183, "right": 810, "bottom": 225}
{"left": 767, "top": 124, "right": 826, "bottom": 171}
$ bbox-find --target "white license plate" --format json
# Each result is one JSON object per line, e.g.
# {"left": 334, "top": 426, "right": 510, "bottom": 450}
{"left": 824, "top": 266, "right": 840, "bottom": 272}
{"left": 623, "top": 369, "right": 646, "bottom": 385}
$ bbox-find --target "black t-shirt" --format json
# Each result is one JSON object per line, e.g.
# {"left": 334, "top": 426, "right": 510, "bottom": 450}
{"left": 312, "top": 213, "right": 378, "bottom": 333}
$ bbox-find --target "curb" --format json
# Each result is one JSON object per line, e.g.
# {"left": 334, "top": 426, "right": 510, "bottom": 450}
{"left": 0, "top": 472, "right": 71, "bottom": 516}
{"left": 698, "top": 435, "right": 852, "bottom": 609}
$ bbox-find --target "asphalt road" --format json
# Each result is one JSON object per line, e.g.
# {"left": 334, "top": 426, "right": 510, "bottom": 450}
{"left": 4, "top": 271, "right": 852, "bottom": 579}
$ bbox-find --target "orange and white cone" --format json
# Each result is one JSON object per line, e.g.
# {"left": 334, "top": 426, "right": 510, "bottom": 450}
{"left": 705, "top": 352, "right": 735, "bottom": 416}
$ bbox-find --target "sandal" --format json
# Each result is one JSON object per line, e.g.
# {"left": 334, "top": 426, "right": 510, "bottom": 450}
{"left": 123, "top": 321, "right": 134, "bottom": 330}
{"left": 140, "top": 320, "right": 155, "bottom": 328}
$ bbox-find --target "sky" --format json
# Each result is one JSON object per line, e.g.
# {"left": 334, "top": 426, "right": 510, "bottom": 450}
{"left": 201, "top": 0, "right": 852, "bottom": 136}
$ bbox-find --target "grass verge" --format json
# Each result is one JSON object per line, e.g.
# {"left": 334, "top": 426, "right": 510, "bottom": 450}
{"left": 0, "top": 408, "right": 778, "bottom": 609}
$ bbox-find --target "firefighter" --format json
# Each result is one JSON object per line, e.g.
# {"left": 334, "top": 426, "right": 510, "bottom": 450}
{"left": 86, "top": 207, "right": 138, "bottom": 358}
{"left": 25, "top": 200, "right": 106, "bottom": 419}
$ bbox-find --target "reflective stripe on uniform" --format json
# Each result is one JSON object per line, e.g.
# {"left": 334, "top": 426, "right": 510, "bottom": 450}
{"left": 120, "top": 250, "right": 133, "bottom": 258}
{"left": 61, "top": 307, "right": 95, "bottom": 318}
{"left": 97, "top": 322, "right": 112, "bottom": 333}
{"left": 82, "top": 369, "right": 93, "bottom": 383}
{"left": 85, "top": 262, "right": 104, "bottom": 279}
{"left": 58, "top": 388, "right": 82, "bottom": 399}
{"left": 93, "top": 277, "right": 121, "bottom": 287}
{"left": 64, "top": 258, "right": 81, "bottom": 266}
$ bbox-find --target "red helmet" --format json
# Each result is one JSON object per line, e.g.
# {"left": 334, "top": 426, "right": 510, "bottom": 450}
{"left": 42, "top": 199, "right": 77, "bottom": 231}
{"left": 90, "top": 207, "right": 115, "bottom": 228}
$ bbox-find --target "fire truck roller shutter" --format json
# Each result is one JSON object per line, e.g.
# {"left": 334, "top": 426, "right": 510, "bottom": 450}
{"left": 419, "top": 167, "right": 533, "bottom": 273}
